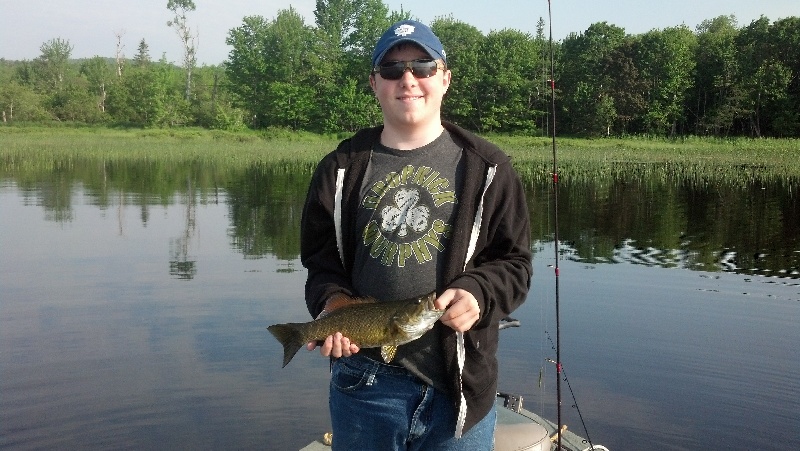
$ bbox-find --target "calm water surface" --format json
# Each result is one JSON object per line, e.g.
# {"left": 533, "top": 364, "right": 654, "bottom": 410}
{"left": 1, "top": 161, "right": 798, "bottom": 450}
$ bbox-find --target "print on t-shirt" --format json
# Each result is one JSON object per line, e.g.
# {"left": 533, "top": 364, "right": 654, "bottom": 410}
{"left": 361, "top": 164, "right": 457, "bottom": 268}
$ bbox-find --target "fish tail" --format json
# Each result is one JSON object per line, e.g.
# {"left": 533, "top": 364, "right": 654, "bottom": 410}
{"left": 267, "top": 324, "right": 306, "bottom": 368}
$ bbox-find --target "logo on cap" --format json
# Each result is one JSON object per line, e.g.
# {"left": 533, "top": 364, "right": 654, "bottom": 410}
{"left": 394, "top": 24, "right": 415, "bottom": 37}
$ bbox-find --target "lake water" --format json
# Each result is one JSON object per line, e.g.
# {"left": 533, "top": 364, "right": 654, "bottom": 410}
{"left": 1, "top": 161, "right": 798, "bottom": 450}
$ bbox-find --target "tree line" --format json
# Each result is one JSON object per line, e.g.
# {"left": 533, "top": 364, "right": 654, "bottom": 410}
{"left": 1, "top": 0, "right": 798, "bottom": 138}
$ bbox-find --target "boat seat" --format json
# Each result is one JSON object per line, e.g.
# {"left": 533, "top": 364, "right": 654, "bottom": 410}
{"left": 494, "top": 394, "right": 550, "bottom": 451}
{"left": 495, "top": 422, "right": 550, "bottom": 451}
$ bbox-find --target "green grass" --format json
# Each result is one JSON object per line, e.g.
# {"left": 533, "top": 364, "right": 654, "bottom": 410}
{"left": 0, "top": 126, "right": 338, "bottom": 170}
{"left": 492, "top": 134, "right": 799, "bottom": 165}
{"left": 3, "top": 126, "right": 799, "bottom": 185}
{"left": 492, "top": 134, "right": 800, "bottom": 185}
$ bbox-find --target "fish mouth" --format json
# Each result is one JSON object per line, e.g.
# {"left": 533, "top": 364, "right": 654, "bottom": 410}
{"left": 419, "top": 292, "right": 440, "bottom": 310}
{"left": 400, "top": 310, "right": 444, "bottom": 336}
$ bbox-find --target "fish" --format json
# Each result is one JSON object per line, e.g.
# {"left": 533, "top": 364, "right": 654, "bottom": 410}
{"left": 267, "top": 291, "right": 442, "bottom": 367}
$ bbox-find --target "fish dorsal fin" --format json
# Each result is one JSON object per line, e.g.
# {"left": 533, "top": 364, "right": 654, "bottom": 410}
{"left": 317, "top": 294, "right": 376, "bottom": 319}
{"left": 381, "top": 345, "right": 398, "bottom": 363}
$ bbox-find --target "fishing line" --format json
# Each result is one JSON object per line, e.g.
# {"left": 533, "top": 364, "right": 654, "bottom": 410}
{"left": 546, "top": 333, "right": 597, "bottom": 450}
{"left": 545, "top": 1, "right": 564, "bottom": 449}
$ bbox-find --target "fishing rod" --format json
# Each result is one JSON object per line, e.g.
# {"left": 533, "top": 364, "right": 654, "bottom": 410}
{"left": 546, "top": 3, "right": 599, "bottom": 449}
{"left": 545, "top": 1, "right": 563, "bottom": 449}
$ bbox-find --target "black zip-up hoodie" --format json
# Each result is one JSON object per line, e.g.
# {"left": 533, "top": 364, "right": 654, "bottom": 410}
{"left": 301, "top": 121, "right": 532, "bottom": 436}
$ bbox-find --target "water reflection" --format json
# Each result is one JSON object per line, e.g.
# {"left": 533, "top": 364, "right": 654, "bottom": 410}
{"left": 3, "top": 158, "right": 798, "bottom": 278}
{"left": 170, "top": 178, "right": 199, "bottom": 280}
{"left": 225, "top": 165, "right": 309, "bottom": 261}
{"left": 528, "top": 174, "right": 799, "bottom": 278}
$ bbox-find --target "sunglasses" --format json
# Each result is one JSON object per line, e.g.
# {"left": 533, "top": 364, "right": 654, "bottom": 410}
{"left": 373, "top": 59, "right": 445, "bottom": 80}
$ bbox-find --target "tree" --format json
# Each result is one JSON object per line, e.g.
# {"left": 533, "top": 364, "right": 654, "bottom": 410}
{"left": 261, "top": 8, "right": 317, "bottom": 129}
{"left": 311, "top": 0, "right": 394, "bottom": 132}
{"left": 731, "top": 16, "right": 798, "bottom": 137}
{"left": 80, "top": 56, "right": 113, "bottom": 113}
{"left": 225, "top": 9, "right": 318, "bottom": 129}
{"left": 535, "top": 17, "right": 552, "bottom": 136}
{"left": 600, "top": 40, "right": 647, "bottom": 134}
{"left": 635, "top": 26, "right": 697, "bottom": 136}
{"left": 190, "top": 66, "right": 246, "bottom": 130}
{"left": 151, "top": 54, "right": 191, "bottom": 126}
{"left": 107, "top": 55, "right": 187, "bottom": 127}
{"left": 314, "top": 0, "right": 361, "bottom": 51}
{"left": 477, "top": 29, "right": 541, "bottom": 133}
{"left": 693, "top": 15, "right": 740, "bottom": 135}
{"left": 344, "top": 0, "right": 393, "bottom": 60}
{"left": 31, "top": 38, "right": 105, "bottom": 122}
{"left": 0, "top": 80, "right": 48, "bottom": 122}
{"left": 225, "top": 15, "right": 270, "bottom": 127}
{"left": 33, "top": 38, "right": 74, "bottom": 93}
{"left": 432, "top": 17, "right": 484, "bottom": 130}
{"left": 114, "top": 30, "right": 126, "bottom": 77}
{"left": 320, "top": 77, "right": 379, "bottom": 132}
{"left": 167, "top": 0, "right": 198, "bottom": 101}
{"left": 106, "top": 64, "right": 159, "bottom": 126}
{"left": 735, "top": 17, "right": 772, "bottom": 136}
{"left": 766, "top": 17, "right": 800, "bottom": 136}
{"left": 264, "top": 82, "right": 315, "bottom": 129}
{"left": 48, "top": 77, "right": 106, "bottom": 123}
{"left": 133, "top": 39, "right": 152, "bottom": 67}
{"left": 560, "top": 22, "right": 626, "bottom": 135}
{"left": 594, "top": 92, "right": 617, "bottom": 136}
{"left": 226, "top": 2, "right": 392, "bottom": 132}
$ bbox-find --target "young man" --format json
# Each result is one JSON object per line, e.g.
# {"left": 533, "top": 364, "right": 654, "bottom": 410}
{"left": 300, "top": 19, "right": 532, "bottom": 450}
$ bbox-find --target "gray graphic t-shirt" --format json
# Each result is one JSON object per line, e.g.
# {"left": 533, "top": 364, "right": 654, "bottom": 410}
{"left": 352, "top": 130, "right": 463, "bottom": 390}
{"left": 353, "top": 131, "right": 463, "bottom": 300}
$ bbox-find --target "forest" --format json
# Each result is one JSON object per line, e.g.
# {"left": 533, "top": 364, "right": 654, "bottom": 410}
{"left": 1, "top": 0, "right": 799, "bottom": 138}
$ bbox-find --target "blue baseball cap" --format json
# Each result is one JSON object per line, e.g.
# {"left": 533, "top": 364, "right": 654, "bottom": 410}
{"left": 371, "top": 20, "right": 447, "bottom": 67}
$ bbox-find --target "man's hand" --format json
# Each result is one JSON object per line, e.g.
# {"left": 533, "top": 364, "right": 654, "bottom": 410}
{"left": 306, "top": 293, "right": 361, "bottom": 358}
{"left": 435, "top": 288, "right": 480, "bottom": 332}
{"left": 306, "top": 333, "right": 360, "bottom": 358}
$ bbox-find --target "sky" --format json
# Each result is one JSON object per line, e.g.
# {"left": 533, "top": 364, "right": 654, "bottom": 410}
{"left": 2, "top": 0, "right": 799, "bottom": 65}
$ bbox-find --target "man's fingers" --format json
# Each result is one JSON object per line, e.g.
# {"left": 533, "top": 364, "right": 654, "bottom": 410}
{"left": 436, "top": 289, "right": 480, "bottom": 332}
{"left": 441, "top": 310, "right": 479, "bottom": 332}
{"left": 434, "top": 292, "right": 454, "bottom": 311}
{"left": 308, "top": 333, "right": 359, "bottom": 358}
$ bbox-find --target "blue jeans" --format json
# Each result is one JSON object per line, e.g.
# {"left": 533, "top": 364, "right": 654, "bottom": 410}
{"left": 329, "top": 354, "right": 496, "bottom": 451}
